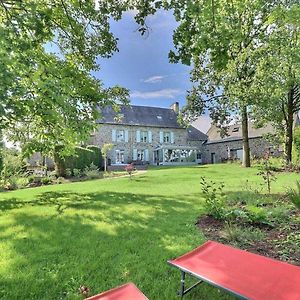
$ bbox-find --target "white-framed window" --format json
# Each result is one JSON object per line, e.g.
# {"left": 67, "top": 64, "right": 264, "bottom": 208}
{"left": 115, "top": 149, "right": 125, "bottom": 164}
{"left": 140, "top": 131, "right": 148, "bottom": 142}
{"left": 163, "top": 132, "right": 171, "bottom": 143}
{"left": 116, "top": 130, "right": 125, "bottom": 142}
{"left": 137, "top": 149, "right": 145, "bottom": 161}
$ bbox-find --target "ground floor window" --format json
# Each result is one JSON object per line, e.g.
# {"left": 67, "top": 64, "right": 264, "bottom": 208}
{"left": 115, "top": 150, "right": 125, "bottom": 164}
{"left": 137, "top": 149, "right": 145, "bottom": 161}
{"left": 162, "top": 149, "right": 196, "bottom": 163}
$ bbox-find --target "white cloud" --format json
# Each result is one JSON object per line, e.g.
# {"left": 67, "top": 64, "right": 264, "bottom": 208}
{"left": 143, "top": 75, "right": 166, "bottom": 83}
{"left": 130, "top": 89, "right": 183, "bottom": 99}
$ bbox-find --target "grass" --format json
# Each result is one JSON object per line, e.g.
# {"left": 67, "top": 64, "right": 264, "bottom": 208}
{"left": 0, "top": 164, "right": 299, "bottom": 299}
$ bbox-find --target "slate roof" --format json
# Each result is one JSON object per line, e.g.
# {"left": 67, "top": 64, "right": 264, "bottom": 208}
{"left": 206, "top": 122, "right": 275, "bottom": 144}
{"left": 206, "top": 113, "right": 300, "bottom": 144}
{"left": 187, "top": 125, "right": 208, "bottom": 141}
{"left": 97, "top": 104, "right": 182, "bottom": 129}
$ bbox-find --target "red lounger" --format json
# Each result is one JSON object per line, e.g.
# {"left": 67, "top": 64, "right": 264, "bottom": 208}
{"left": 168, "top": 240, "right": 300, "bottom": 300}
{"left": 86, "top": 282, "right": 148, "bottom": 300}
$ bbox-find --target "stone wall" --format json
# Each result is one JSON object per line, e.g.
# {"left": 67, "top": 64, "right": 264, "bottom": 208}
{"left": 202, "top": 137, "right": 282, "bottom": 164}
{"left": 89, "top": 123, "right": 197, "bottom": 165}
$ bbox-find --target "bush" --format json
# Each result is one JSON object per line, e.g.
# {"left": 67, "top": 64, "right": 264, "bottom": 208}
{"left": 287, "top": 181, "right": 300, "bottom": 209}
{"left": 16, "top": 177, "right": 29, "bottom": 189}
{"left": 41, "top": 176, "right": 52, "bottom": 185}
{"left": 200, "top": 177, "right": 226, "bottom": 220}
{"left": 54, "top": 145, "right": 103, "bottom": 177}
{"left": 124, "top": 163, "right": 135, "bottom": 179}
{"left": 73, "top": 168, "right": 82, "bottom": 178}
{"left": 83, "top": 163, "right": 102, "bottom": 179}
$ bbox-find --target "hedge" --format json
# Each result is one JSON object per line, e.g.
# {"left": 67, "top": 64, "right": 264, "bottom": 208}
{"left": 54, "top": 145, "right": 103, "bottom": 176}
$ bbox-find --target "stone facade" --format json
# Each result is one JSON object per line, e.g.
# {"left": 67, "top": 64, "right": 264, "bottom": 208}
{"left": 202, "top": 137, "right": 282, "bottom": 164}
{"left": 89, "top": 123, "right": 203, "bottom": 165}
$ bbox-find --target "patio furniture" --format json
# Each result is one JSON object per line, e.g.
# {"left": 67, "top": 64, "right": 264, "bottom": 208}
{"left": 86, "top": 282, "right": 148, "bottom": 300}
{"left": 168, "top": 240, "right": 300, "bottom": 299}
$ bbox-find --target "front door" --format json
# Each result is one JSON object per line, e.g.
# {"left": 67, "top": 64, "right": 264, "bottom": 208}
{"left": 211, "top": 153, "right": 216, "bottom": 164}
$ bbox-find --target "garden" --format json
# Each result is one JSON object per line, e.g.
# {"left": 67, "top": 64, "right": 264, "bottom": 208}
{"left": 0, "top": 164, "right": 299, "bottom": 299}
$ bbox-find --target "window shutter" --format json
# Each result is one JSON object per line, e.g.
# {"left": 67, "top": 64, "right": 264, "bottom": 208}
{"left": 159, "top": 131, "right": 163, "bottom": 143}
{"left": 171, "top": 132, "right": 174, "bottom": 144}
{"left": 133, "top": 149, "right": 138, "bottom": 160}
{"left": 148, "top": 131, "right": 152, "bottom": 143}
{"left": 112, "top": 129, "right": 116, "bottom": 142}
{"left": 125, "top": 130, "right": 129, "bottom": 142}
{"left": 144, "top": 149, "right": 149, "bottom": 161}
{"left": 136, "top": 130, "right": 141, "bottom": 142}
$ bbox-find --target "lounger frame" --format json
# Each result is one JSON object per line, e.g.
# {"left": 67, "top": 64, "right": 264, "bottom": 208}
{"left": 168, "top": 261, "right": 248, "bottom": 299}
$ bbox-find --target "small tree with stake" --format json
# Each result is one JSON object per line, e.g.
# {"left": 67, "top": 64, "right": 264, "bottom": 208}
{"left": 257, "top": 150, "right": 277, "bottom": 194}
{"left": 102, "top": 143, "right": 113, "bottom": 173}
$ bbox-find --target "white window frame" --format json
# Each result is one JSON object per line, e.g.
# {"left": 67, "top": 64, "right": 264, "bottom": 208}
{"left": 115, "top": 149, "right": 125, "bottom": 164}
{"left": 116, "top": 130, "right": 125, "bottom": 142}
{"left": 140, "top": 131, "right": 148, "bottom": 143}
{"left": 163, "top": 132, "right": 171, "bottom": 143}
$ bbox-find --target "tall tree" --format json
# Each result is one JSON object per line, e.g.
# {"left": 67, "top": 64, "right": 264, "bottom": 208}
{"left": 134, "top": 0, "right": 282, "bottom": 167}
{"left": 251, "top": 3, "right": 300, "bottom": 165}
{"left": 0, "top": 0, "right": 129, "bottom": 159}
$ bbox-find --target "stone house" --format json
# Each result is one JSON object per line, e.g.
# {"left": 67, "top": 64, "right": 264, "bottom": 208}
{"left": 201, "top": 118, "right": 299, "bottom": 164}
{"left": 89, "top": 103, "right": 207, "bottom": 166}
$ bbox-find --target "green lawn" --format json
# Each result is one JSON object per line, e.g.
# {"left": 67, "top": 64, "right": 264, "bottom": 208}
{"left": 0, "top": 164, "right": 298, "bottom": 299}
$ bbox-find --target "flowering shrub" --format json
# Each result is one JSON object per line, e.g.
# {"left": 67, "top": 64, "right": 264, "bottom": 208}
{"left": 124, "top": 163, "right": 135, "bottom": 179}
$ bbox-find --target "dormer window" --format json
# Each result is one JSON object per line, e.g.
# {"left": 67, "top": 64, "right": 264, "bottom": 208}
{"left": 157, "top": 115, "right": 162, "bottom": 120}
{"left": 232, "top": 127, "right": 239, "bottom": 132}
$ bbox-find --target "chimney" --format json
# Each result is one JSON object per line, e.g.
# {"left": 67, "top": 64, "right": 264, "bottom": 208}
{"left": 170, "top": 102, "right": 179, "bottom": 114}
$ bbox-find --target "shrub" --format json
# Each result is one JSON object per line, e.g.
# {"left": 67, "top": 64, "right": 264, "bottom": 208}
{"left": 83, "top": 163, "right": 102, "bottom": 179}
{"left": 287, "top": 181, "right": 300, "bottom": 209}
{"left": 16, "top": 177, "right": 29, "bottom": 189}
{"left": 73, "top": 168, "right": 82, "bottom": 178}
{"left": 41, "top": 176, "right": 52, "bottom": 185}
{"left": 124, "top": 163, "right": 135, "bottom": 179}
{"left": 54, "top": 145, "right": 103, "bottom": 177}
{"left": 200, "top": 177, "right": 226, "bottom": 220}
{"left": 56, "top": 177, "right": 65, "bottom": 184}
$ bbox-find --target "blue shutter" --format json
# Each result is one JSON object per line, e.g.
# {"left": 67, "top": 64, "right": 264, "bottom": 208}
{"left": 144, "top": 149, "right": 149, "bottom": 161}
{"left": 148, "top": 131, "right": 152, "bottom": 143}
{"left": 136, "top": 130, "right": 141, "bottom": 142}
{"left": 170, "top": 132, "right": 174, "bottom": 144}
{"left": 159, "top": 131, "right": 163, "bottom": 143}
{"left": 125, "top": 130, "right": 129, "bottom": 142}
{"left": 112, "top": 129, "right": 116, "bottom": 142}
{"left": 133, "top": 149, "right": 138, "bottom": 160}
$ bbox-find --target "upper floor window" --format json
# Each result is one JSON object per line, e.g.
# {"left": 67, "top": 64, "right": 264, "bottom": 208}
{"left": 163, "top": 132, "right": 171, "bottom": 143}
{"left": 116, "top": 130, "right": 125, "bottom": 142}
{"left": 140, "top": 131, "right": 148, "bottom": 143}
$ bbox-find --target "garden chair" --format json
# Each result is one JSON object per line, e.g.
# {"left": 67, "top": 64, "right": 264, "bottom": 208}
{"left": 168, "top": 240, "right": 300, "bottom": 299}
{"left": 86, "top": 282, "right": 148, "bottom": 300}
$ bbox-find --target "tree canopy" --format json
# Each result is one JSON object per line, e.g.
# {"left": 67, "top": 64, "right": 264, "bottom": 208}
{"left": 0, "top": 0, "right": 129, "bottom": 158}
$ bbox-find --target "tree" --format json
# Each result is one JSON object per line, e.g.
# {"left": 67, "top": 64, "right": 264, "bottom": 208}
{"left": 133, "top": 0, "right": 282, "bottom": 167}
{"left": 0, "top": 0, "right": 129, "bottom": 161}
{"left": 102, "top": 143, "right": 113, "bottom": 172}
{"left": 251, "top": 3, "right": 300, "bottom": 165}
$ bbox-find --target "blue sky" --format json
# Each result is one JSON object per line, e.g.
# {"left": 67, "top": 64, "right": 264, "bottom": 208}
{"left": 94, "top": 10, "right": 192, "bottom": 109}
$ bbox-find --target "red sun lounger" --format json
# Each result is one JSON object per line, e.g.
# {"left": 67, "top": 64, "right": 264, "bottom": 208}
{"left": 86, "top": 282, "right": 148, "bottom": 300}
{"left": 168, "top": 240, "right": 300, "bottom": 300}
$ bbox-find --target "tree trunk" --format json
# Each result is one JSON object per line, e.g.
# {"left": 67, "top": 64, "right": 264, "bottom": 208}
{"left": 241, "top": 105, "right": 251, "bottom": 167}
{"left": 104, "top": 157, "right": 107, "bottom": 172}
{"left": 0, "top": 131, "right": 3, "bottom": 173}
{"left": 285, "top": 87, "right": 294, "bottom": 165}
{"left": 53, "top": 146, "right": 66, "bottom": 177}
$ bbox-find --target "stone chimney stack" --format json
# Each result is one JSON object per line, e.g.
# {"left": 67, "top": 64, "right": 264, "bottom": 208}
{"left": 170, "top": 102, "right": 179, "bottom": 114}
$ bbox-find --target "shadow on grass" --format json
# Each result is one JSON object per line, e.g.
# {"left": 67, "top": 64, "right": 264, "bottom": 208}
{"left": 0, "top": 191, "right": 234, "bottom": 300}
